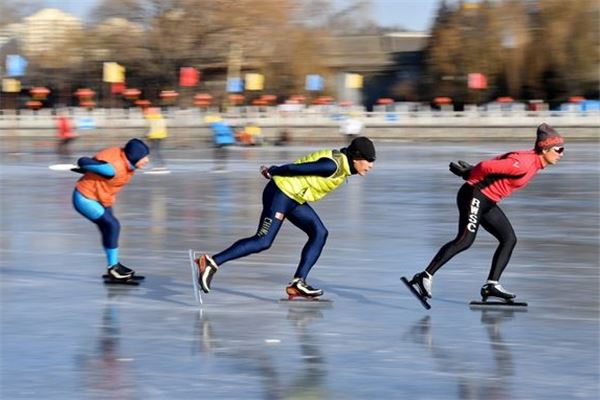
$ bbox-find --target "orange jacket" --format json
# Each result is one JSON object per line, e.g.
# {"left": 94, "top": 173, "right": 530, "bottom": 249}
{"left": 76, "top": 147, "right": 135, "bottom": 207}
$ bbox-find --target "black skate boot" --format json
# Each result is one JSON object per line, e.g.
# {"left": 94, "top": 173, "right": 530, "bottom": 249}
{"left": 103, "top": 263, "right": 144, "bottom": 285}
{"left": 480, "top": 281, "right": 516, "bottom": 302}
{"left": 411, "top": 271, "right": 433, "bottom": 299}
{"left": 401, "top": 271, "right": 433, "bottom": 309}
{"left": 286, "top": 278, "right": 323, "bottom": 300}
{"left": 103, "top": 263, "right": 145, "bottom": 282}
{"left": 196, "top": 254, "right": 219, "bottom": 293}
{"left": 107, "top": 263, "right": 134, "bottom": 280}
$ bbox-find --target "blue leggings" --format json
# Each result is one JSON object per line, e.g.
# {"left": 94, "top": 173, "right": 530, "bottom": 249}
{"left": 72, "top": 189, "right": 120, "bottom": 266}
{"left": 213, "top": 181, "right": 328, "bottom": 279}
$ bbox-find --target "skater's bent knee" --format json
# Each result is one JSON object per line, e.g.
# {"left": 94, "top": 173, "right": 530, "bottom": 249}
{"left": 308, "top": 225, "right": 328, "bottom": 242}
{"left": 504, "top": 235, "right": 517, "bottom": 249}
{"left": 315, "top": 227, "right": 328, "bottom": 242}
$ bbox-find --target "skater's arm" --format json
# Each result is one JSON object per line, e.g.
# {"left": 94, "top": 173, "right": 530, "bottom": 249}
{"left": 267, "top": 158, "right": 337, "bottom": 178}
{"left": 76, "top": 157, "right": 116, "bottom": 178}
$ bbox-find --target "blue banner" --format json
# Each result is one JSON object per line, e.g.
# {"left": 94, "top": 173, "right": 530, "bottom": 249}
{"left": 76, "top": 117, "right": 96, "bottom": 130}
{"left": 305, "top": 74, "right": 323, "bottom": 91}
{"left": 227, "top": 77, "right": 243, "bottom": 93}
{"left": 6, "top": 55, "right": 27, "bottom": 77}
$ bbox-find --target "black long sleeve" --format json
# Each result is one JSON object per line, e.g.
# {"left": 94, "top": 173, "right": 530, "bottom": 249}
{"left": 268, "top": 158, "right": 337, "bottom": 178}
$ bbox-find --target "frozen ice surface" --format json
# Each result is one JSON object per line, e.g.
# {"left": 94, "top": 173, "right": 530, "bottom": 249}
{"left": 1, "top": 141, "right": 598, "bottom": 399}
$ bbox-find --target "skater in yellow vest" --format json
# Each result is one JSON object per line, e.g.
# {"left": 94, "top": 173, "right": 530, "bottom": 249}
{"left": 194, "top": 136, "right": 376, "bottom": 299}
{"left": 145, "top": 107, "right": 168, "bottom": 170}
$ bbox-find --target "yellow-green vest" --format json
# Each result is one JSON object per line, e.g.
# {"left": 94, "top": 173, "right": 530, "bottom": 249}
{"left": 146, "top": 113, "right": 168, "bottom": 139}
{"left": 273, "top": 149, "right": 351, "bottom": 204}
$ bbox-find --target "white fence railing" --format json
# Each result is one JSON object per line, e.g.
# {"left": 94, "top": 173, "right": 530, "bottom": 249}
{"left": 0, "top": 107, "right": 598, "bottom": 129}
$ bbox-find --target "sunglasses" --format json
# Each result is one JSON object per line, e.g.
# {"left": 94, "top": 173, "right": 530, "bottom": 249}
{"left": 552, "top": 146, "right": 565, "bottom": 154}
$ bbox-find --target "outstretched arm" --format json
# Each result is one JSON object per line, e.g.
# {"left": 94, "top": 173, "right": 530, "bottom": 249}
{"left": 261, "top": 158, "right": 337, "bottom": 179}
{"left": 72, "top": 157, "right": 116, "bottom": 178}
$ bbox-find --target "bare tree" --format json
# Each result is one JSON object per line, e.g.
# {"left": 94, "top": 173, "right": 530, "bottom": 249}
{"left": 0, "top": 0, "right": 43, "bottom": 26}
{"left": 90, "top": 0, "right": 148, "bottom": 25}
{"left": 425, "top": 0, "right": 599, "bottom": 104}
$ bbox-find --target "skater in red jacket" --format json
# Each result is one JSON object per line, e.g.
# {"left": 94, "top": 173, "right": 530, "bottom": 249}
{"left": 405, "top": 123, "right": 564, "bottom": 305}
{"left": 56, "top": 113, "right": 77, "bottom": 159}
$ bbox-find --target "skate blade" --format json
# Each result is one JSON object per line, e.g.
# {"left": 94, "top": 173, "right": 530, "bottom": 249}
{"left": 48, "top": 163, "right": 77, "bottom": 171}
{"left": 143, "top": 169, "right": 171, "bottom": 174}
{"left": 102, "top": 274, "right": 145, "bottom": 280}
{"left": 401, "top": 277, "right": 431, "bottom": 310}
{"left": 279, "top": 297, "right": 332, "bottom": 303}
{"left": 103, "top": 278, "right": 140, "bottom": 286}
{"left": 188, "top": 249, "right": 203, "bottom": 305}
{"left": 469, "top": 300, "right": 527, "bottom": 309}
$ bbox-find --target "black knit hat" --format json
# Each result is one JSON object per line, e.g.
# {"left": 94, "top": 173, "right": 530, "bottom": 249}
{"left": 347, "top": 136, "right": 376, "bottom": 162}
{"left": 535, "top": 123, "right": 564, "bottom": 152}
{"left": 124, "top": 138, "right": 150, "bottom": 165}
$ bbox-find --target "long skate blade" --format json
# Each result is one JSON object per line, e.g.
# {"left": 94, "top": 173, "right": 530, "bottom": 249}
{"left": 103, "top": 278, "right": 140, "bottom": 286}
{"left": 143, "top": 168, "right": 171, "bottom": 175}
{"left": 48, "top": 163, "right": 77, "bottom": 171}
{"left": 279, "top": 297, "right": 333, "bottom": 303}
{"left": 401, "top": 277, "right": 431, "bottom": 310}
{"left": 469, "top": 300, "right": 527, "bottom": 309}
{"left": 188, "top": 249, "right": 203, "bottom": 305}
{"left": 102, "top": 274, "right": 145, "bottom": 280}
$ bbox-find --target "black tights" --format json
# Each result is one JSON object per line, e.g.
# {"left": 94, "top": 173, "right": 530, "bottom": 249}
{"left": 425, "top": 184, "right": 517, "bottom": 281}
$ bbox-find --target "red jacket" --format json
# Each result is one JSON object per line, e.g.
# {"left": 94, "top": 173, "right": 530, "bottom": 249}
{"left": 467, "top": 150, "right": 544, "bottom": 202}
{"left": 57, "top": 116, "right": 76, "bottom": 139}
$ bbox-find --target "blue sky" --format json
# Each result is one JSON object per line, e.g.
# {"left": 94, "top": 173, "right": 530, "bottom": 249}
{"left": 40, "top": 0, "right": 440, "bottom": 32}
{"left": 372, "top": 0, "right": 439, "bottom": 31}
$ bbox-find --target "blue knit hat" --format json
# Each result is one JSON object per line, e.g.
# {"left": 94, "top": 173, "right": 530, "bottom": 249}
{"left": 124, "top": 138, "right": 150, "bottom": 165}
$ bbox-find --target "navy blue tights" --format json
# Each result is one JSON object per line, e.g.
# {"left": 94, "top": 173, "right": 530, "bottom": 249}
{"left": 213, "top": 181, "right": 328, "bottom": 279}
{"left": 72, "top": 189, "right": 120, "bottom": 266}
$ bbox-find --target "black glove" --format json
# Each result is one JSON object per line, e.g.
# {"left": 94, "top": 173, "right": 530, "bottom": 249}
{"left": 449, "top": 160, "right": 473, "bottom": 180}
{"left": 71, "top": 167, "right": 86, "bottom": 174}
{"left": 259, "top": 165, "right": 272, "bottom": 179}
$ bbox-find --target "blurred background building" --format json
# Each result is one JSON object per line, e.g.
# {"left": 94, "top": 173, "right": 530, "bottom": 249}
{"left": 21, "top": 9, "right": 83, "bottom": 57}
{"left": 0, "top": 0, "right": 598, "bottom": 112}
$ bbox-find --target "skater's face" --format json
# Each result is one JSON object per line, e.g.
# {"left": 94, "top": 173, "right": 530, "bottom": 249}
{"left": 136, "top": 156, "right": 150, "bottom": 169}
{"left": 353, "top": 158, "right": 374, "bottom": 176}
{"left": 541, "top": 146, "right": 564, "bottom": 166}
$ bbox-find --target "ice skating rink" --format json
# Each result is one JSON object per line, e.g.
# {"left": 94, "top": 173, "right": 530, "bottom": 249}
{"left": 1, "top": 141, "right": 598, "bottom": 399}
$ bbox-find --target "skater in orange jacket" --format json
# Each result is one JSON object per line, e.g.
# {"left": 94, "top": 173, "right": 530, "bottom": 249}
{"left": 72, "top": 138, "right": 150, "bottom": 281}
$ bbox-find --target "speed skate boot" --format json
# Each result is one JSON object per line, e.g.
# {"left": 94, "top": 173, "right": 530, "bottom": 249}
{"left": 411, "top": 271, "right": 433, "bottom": 299}
{"left": 107, "top": 263, "right": 134, "bottom": 281}
{"left": 286, "top": 278, "right": 323, "bottom": 299}
{"left": 481, "top": 281, "right": 516, "bottom": 302}
{"left": 196, "top": 254, "right": 219, "bottom": 293}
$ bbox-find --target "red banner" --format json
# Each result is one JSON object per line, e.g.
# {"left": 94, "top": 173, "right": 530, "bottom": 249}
{"left": 111, "top": 82, "right": 125, "bottom": 94}
{"left": 468, "top": 73, "right": 487, "bottom": 89}
{"left": 180, "top": 67, "right": 200, "bottom": 87}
